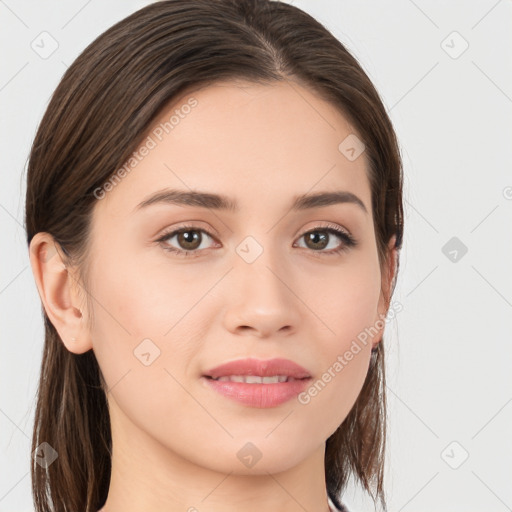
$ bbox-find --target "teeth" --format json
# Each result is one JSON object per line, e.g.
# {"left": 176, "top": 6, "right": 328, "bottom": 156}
{"left": 213, "top": 375, "right": 292, "bottom": 383}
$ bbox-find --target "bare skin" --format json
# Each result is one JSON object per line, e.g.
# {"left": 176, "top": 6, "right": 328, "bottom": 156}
{"left": 30, "top": 79, "right": 397, "bottom": 512}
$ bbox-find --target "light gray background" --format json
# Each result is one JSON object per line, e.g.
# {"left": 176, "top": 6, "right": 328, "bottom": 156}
{"left": 1, "top": 1, "right": 511, "bottom": 511}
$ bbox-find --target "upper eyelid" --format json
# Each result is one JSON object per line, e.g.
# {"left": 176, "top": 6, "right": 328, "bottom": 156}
{"left": 157, "top": 224, "right": 219, "bottom": 242}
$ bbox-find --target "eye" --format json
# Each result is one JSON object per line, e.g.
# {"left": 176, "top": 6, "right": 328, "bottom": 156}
{"left": 155, "top": 222, "right": 357, "bottom": 258}
{"left": 156, "top": 225, "right": 218, "bottom": 257}
{"left": 294, "top": 223, "right": 357, "bottom": 255}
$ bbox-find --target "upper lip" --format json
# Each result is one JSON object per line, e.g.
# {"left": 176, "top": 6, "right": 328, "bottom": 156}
{"left": 203, "top": 358, "right": 311, "bottom": 379}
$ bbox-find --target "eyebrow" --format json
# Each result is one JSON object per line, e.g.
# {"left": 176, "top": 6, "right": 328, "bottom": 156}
{"left": 134, "top": 188, "right": 368, "bottom": 214}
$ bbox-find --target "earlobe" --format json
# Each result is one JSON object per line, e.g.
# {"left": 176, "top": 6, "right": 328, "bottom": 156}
{"left": 29, "top": 232, "right": 93, "bottom": 354}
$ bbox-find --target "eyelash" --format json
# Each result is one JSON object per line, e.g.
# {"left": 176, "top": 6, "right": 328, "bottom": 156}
{"left": 155, "top": 222, "right": 357, "bottom": 258}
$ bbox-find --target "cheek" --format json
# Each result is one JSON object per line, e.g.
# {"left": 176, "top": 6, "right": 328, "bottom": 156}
{"left": 86, "top": 243, "right": 203, "bottom": 394}
{"left": 295, "top": 255, "right": 381, "bottom": 434}
{"left": 87, "top": 251, "right": 204, "bottom": 437}
{"left": 308, "top": 251, "right": 382, "bottom": 347}
{"left": 89, "top": 237, "right": 213, "bottom": 343}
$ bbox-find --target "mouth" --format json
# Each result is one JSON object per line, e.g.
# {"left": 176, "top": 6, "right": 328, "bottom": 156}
{"left": 203, "top": 357, "right": 311, "bottom": 380}
{"left": 204, "top": 374, "right": 309, "bottom": 383}
{"left": 201, "top": 357, "right": 312, "bottom": 408}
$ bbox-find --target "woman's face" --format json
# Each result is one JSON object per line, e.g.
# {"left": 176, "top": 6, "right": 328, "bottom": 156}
{"left": 84, "top": 80, "right": 390, "bottom": 475}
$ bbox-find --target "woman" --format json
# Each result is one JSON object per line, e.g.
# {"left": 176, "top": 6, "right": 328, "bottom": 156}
{"left": 26, "top": 1, "right": 404, "bottom": 511}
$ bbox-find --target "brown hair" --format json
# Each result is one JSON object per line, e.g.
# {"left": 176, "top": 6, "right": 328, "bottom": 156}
{"left": 25, "top": 1, "right": 403, "bottom": 511}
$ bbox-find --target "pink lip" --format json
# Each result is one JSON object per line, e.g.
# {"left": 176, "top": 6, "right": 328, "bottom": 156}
{"left": 203, "top": 357, "right": 311, "bottom": 379}
{"left": 202, "top": 358, "right": 312, "bottom": 408}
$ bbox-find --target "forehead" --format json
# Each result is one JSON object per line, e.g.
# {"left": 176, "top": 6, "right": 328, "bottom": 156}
{"left": 94, "top": 79, "right": 371, "bottom": 218}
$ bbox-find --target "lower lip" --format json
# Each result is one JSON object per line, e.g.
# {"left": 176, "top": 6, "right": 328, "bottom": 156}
{"left": 202, "top": 376, "right": 311, "bottom": 408}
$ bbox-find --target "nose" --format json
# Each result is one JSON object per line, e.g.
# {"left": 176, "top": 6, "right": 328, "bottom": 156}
{"left": 221, "top": 244, "right": 302, "bottom": 339}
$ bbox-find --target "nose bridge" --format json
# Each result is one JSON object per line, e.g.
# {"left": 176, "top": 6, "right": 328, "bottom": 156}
{"left": 235, "top": 233, "right": 289, "bottom": 301}
{"left": 223, "top": 233, "right": 301, "bottom": 336}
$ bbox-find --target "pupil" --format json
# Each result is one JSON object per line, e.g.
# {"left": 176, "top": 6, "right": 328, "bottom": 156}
{"left": 308, "top": 231, "right": 327, "bottom": 249}
{"left": 179, "top": 230, "right": 200, "bottom": 249}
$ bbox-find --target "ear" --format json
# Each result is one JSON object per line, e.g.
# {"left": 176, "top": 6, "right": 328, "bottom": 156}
{"left": 29, "top": 232, "right": 93, "bottom": 354}
{"left": 372, "top": 235, "right": 399, "bottom": 350}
